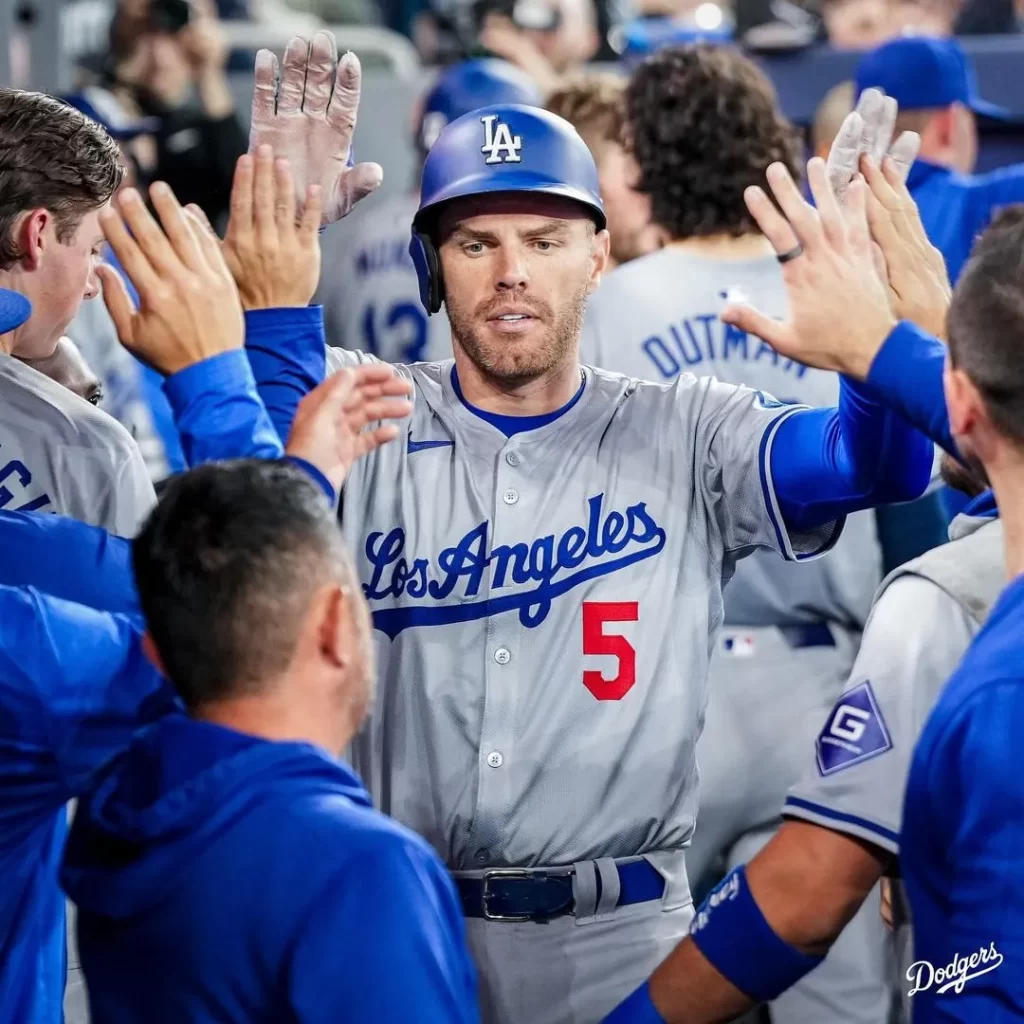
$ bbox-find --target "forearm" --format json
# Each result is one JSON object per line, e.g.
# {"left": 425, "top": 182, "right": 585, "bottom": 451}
{"left": 164, "top": 350, "right": 283, "bottom": 466}
{"left": 615, "top": 823, "right": 885, "bottom": 1024}
{"left": 864, "top": 321, "right": 958, "bottom": 457}
{"left": 771, "top": 374, "right": 933, "bottom": 532}
{"left": 245, "top": 306, "right": 328, "bottom": 443}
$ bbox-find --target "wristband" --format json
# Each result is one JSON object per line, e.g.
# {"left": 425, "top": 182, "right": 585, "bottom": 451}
{"left": 285, "top": 455, "right": 336, "bottom": 505}
{"left": 601, "top": 981, "right": 666, "bottom": 1024}
{"left": 689, "top": 865, "right": 824, "bottom": 1003}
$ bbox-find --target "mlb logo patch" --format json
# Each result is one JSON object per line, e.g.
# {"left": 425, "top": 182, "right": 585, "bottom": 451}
{"left": 816, "top": 681, "right": 892, "bottom": 776}
{"left": 720, "top": 632, "right": 756, "bottom": 658}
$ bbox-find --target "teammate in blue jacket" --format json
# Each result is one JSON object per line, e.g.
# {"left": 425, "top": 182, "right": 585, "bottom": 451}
{"left": 61, "top": 458, "right": 475, "bottom": 1024}
{"left": 856, "top": 36, "right": 1024, "bottom": 284}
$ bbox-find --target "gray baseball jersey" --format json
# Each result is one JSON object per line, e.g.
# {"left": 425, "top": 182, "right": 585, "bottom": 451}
{"left": 582, "top": 246, "right": 888, "bottom": 1024}
{"left": 326, "top": 345, "right": 839, "bottom": 869}
{"left": 0, "top": 354, "right": 155, "bottom": 536}
{"left": 316, "top": 193, "right": 453, "bottom": 363}
{"left": 582, "top": 246, "right": 881, "bottom": 630}
{"left": 784, "top": 511, "right": 1003, "bottom": 856}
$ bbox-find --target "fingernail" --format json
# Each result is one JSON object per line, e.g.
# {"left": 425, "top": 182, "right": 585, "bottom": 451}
{"left": 258, "top": 144, "right": 273, "bottom": 159}
{"left": 121, "top": 187, "right": 140, "bottom": 205}
{"left": 151, "top": 182, "right": 170, "bottom": 197}
{"left": 745, "top": 186, "right": 764, "bottom": 202}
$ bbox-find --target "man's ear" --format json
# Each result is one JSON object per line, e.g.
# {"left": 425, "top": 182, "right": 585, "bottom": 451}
{"left": 317, "top": 584, "right": 351, "bottom": 670}
{"left": 141, "top": 631, "right": 168, "bottom": 676}
{"left": 17, "top": 210, "right": 50, "bottom": 272}
{"left": 944, "top": 362, "right": 981, "bottom": 441}
{"left": 587, "top": 228, "right": 611, "bottom": 295}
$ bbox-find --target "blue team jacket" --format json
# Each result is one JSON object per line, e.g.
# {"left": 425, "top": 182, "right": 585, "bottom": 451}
{"left": 62, "top": 716, "right": 480, "bottom": 1023}
{"left": 908, "top": 159, "right": 1024, "bottom": 284}
{"left": 901, "top": 572, "right": 1024, "bottom": 1022}
{"left": 0, "top": 588, "right": 167, "bottom": 1024}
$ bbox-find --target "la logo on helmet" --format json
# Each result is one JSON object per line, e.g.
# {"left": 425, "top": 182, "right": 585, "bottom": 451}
{"left": 480, "top": 114, "right": 522, "bottom": 164}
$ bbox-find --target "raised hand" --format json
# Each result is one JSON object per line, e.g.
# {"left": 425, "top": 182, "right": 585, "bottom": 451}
{"left": 223, "top": 146, "right": 323, "bottom": 311}
{"left": 285, "top": 364, "right": 413, "bottom": 492}
{"left": 861, "top": 154, "right": 952, "bottom": 339}
{"left": 721, "top": 158, "right": 896, "bottom": 380}
{"left": 248, "top": 32, "right": 383, "bottom": 226}
{"left": 98, "top": 182, "right": 244, "bottom": 375}
{"left": 826, "top": 88, "right": 920, "bottom": 205}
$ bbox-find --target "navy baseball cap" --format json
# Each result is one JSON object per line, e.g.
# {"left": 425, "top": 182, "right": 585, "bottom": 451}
{"left": 0, "top": 289, "right": 31, "bottom": 334}
{"left": 855, "top": 36, "right": 1009, "bottom": 120}
{"left": 60, "top": 88, "right": 160, "bottom": 141}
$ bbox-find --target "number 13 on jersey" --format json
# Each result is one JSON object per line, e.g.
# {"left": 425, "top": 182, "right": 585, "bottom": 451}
{"left": 583, "top": 601, "right": 639, "bottom": 701}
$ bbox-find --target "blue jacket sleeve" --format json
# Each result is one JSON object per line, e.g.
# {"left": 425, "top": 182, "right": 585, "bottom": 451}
{"left": 770, "top": 373, "right": 933, "bottom": 532}
{"left": 286, "top": 840, "right": 479, "bottom": 1023}
{"left": 245, "top": 306, "right": 327, "bottom": 444}
{"left": 0, "top": 511, "right": 139, "bottom": 615}
{"left": 163, "top": 350, "right": 283, "bottom": 467}
{"left": 0, "top": 587, "right": 173, "bottom": 803}
{"left": 864, "top": 321, "right": 957, "bottom": 457}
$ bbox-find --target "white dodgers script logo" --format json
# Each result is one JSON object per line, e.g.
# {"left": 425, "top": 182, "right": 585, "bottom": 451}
{"left": 907, "top": 943, "right": 1003, "bottom": 997}
{"left": 481, "top": 114, "right": 522, "bottom": 164}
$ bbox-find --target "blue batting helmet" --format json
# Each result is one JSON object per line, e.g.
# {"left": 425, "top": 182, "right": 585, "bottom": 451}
{"left": 417, "top": 58, "right": 544, "bottom": 154}
{"left": 409, "top": 104, "right": 606, "bottom": 315}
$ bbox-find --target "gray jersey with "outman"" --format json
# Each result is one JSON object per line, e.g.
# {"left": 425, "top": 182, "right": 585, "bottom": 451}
{"left": 326, "top": 346, "right": 840, "bottom": 870}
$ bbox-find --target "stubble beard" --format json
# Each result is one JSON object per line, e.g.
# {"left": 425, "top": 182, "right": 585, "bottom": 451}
{"left": 446, "top": 283, "right": 590, "bottom": 389}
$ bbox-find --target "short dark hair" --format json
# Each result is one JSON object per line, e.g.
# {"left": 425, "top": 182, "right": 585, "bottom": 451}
{"left": 0, "top": 89, "right": 125, "bottom": 269}
{"left": 947, "top": 205, "right": 1024, "bottom": 448}
{"left": 625, "top": 45, "right": 802, "bottom": 240}
{"left": 133, "top": 460, "right": 347, "bottom": 709}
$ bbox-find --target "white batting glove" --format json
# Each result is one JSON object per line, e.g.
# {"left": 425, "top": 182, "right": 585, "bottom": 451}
{"left": 248, "top": 32, "right": 384, "bottom": 227}
{"left": 826, "top": 87, "right": 921, "bottom": 205}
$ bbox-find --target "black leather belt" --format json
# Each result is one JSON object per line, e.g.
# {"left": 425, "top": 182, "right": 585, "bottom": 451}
{"left": 457, "top": 860, "right": 665, "bottom": 923}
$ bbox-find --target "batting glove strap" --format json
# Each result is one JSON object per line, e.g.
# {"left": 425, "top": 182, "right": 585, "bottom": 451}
{"left": 688, "top": 865, "right": 825, "bottom": 1003}
{"left": 601, "top": 981, "right": 666, "bottom": 1024}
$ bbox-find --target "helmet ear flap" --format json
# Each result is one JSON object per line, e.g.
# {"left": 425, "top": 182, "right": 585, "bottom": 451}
{"left": 410, "top": 230, "right": 444, "bottom": 316}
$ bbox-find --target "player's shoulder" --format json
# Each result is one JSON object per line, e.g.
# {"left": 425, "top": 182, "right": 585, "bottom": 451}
{"left": 0, "top": 355, "right": 138, "bottom": 455}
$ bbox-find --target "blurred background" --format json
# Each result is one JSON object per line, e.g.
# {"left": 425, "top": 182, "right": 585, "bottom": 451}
{"left": 3, "top": 0, "right": 1021, "bottom": 213}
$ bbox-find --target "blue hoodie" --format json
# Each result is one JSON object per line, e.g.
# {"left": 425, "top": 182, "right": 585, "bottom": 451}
{"left": 62, "top": 715, "right": 479, "bottom": 1023}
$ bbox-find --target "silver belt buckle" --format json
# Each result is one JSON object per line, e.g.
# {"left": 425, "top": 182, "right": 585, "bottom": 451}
{"left": 481, "top": 868, "right": 535, "bottom": 922}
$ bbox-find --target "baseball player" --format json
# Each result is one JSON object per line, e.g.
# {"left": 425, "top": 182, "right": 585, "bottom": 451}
{"left": 599, "top": 116, "right": 994, "bottom": 1024}
{"left": 0, "top": 89, "right": 153, "bottom": 533}
{"left": 580, "top": 47, "right": 892, "bottom": 1024}
{"left": 242, "top": 37, "right": 932, "bottom": 1023}
{"left": 315, "top": 58, "right": 542, "bottom": 363}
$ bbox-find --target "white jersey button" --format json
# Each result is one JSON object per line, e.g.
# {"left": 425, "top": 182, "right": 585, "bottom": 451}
{"left": 505, "top": 451, "right": 520, "bottom": 467}
{"left": 486, "top": 751, "right": 504, "bottom": 768}
{"left": 502, "top": 489, "right": 519, "bottom": 505}
{"left": 494, "top": 647, "right": 511, "bottom": 664}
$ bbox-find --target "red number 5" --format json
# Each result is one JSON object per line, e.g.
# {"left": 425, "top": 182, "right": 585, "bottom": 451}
{"left": 582, "top": 601, "right": 639, "bottom": 701}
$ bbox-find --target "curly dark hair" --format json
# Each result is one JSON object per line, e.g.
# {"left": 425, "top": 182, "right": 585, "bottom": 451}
{"left": 625, "top": 45, "right": 802, "bottom": 240}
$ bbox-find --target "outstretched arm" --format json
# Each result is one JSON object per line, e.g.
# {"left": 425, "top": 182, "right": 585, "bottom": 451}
{"left": 723, "top": 148, "right": 956, "bottom": 463}
{"left": 605, "top": 823, "right": 887, "bottom": 1024}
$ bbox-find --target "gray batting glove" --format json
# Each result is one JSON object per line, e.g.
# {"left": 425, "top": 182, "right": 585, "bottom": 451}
{"left": 248, "top": 32, "right": 383, "bottom": 227}
{"left": 826, "top": 88, "right": 921, "bottom": 204}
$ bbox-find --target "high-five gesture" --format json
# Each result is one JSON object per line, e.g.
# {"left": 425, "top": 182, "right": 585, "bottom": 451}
{"left": 861, "top": 154, "right": 952, "bottom": 339}
{"left": 285, "top": 365, "right": 413, "bottom": 492}
{"left": 826, "top": 87, "right": 920, "bottom": 205}
{"left": 249, "top": 32, "right": 383, "bottom": 226}
{"left": 722, "top": 158, "right": 896, "bottom": 379}
{"left": 98, "top": 183, "right": 244, "bottom": 375}
{"left": 223, "top": 146, "right": 323, "bottom": 310}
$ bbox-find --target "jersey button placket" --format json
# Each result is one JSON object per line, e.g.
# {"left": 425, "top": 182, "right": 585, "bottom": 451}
{"left": 468, "top": 453, "right": 523, "bottom": 866}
